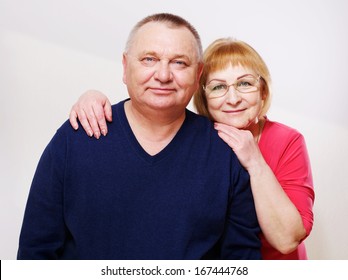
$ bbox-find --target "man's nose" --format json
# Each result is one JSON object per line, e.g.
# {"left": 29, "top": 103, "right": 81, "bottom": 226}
{"left": 155, "top": 61, "right": 172, "bottom": 82}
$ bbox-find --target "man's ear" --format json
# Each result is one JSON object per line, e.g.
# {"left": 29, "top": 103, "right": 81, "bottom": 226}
{"left": 122, "top": 53, "right": 127, "bottom": 84}
{"left": 197, "top": 62, "right": 204, "bottom": 81}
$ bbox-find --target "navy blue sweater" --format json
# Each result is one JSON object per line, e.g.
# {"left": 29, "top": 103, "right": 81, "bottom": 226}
{"left": 18, "top": 100, "right": 261, "bottom": 259}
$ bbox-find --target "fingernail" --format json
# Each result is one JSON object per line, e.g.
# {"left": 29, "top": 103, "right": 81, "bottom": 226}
{"left": 94, "top": 132, "right": 100, "bottom": 139}
{"left": 101, "top": 129, "right": 107, "bottom": 136}
{"left": 87, "top": 130, "right": 93, "bottom": 137}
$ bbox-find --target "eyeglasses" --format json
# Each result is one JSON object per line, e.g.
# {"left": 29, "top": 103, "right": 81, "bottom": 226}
{"left": 203, "top": 74, "right": 261, "bottom": 99}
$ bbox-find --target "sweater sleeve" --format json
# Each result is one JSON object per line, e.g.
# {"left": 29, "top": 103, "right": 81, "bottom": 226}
{"left": 17, "top": 126, "right": 68, "bottom": 259}
{"left": 219, "top": 155, "right": 262, "bottom": 260}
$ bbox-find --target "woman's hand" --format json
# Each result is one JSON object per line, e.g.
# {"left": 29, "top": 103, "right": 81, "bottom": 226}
{"left": 69, "top": 90, "right": 112, "bottom": 139}
{"left": 214, "top": 122, "right": 263, "bottom": 172}
{"left": 215, "top": 121, "right": 308, "bottom": 253}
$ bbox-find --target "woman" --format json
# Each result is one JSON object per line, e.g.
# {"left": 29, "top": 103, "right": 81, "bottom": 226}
{"left": 69, "top": 38, "right": 314, "bottom": 259}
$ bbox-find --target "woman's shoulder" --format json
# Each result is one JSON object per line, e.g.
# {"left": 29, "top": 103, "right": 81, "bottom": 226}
{"left": 263, "top": 117, "right": 303, "bottom": 139}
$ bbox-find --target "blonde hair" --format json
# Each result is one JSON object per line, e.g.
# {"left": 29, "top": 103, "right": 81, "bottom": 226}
{"left": 194, "top": 38, "right": 272, "bottom": 120}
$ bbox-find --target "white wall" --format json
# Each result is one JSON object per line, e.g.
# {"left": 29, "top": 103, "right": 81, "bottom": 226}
{"left": 1, "top": 0, "right": 347, "bottom": 259}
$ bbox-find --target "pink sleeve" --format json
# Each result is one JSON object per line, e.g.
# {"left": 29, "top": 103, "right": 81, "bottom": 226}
{"left": 275, "top": 133, "right": 315, "bottom": 236}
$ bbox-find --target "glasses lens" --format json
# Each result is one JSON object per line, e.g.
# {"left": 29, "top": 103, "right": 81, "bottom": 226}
{"left": 205, "top": 83, "right": 228, "bottom": 98}
{"left": 204, "top": 75, "right": 260, "bottom": 98}
{"left": 236, "top": 76, "right": 259, "bottom": 93}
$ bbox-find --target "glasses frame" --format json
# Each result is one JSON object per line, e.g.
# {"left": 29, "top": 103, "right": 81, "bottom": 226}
{"left": 203, "top": 74, "right": 261, "bottom": 99}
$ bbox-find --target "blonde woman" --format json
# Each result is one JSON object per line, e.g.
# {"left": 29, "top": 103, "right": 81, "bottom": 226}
{"left": 70, "top": 38, "right": 314, "bottom": 260}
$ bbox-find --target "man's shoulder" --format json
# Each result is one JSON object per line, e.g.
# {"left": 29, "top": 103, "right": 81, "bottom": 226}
{"left": 184, "top": 110, "right": 233, "bottom": 152}
{"left": 185, "top": 109, "right": 213, "bottom": 128}
{"left": 111, "top": 99, "right": 128, "bottom": 111}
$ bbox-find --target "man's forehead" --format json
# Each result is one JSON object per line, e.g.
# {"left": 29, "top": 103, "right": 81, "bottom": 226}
{"left": 130, "top": 22, "right": 199, "bottom": 58}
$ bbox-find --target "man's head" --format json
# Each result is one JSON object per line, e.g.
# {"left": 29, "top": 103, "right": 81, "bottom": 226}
{"left": 125, "top": 13, "right": 203, "bottom": 61}
{"left": 122, "top": 13, "right": 204, "bottom": 115}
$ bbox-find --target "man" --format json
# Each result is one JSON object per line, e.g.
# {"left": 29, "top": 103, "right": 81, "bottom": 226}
{"left": 17, "top": 13, "right": 261, "bottom": 259}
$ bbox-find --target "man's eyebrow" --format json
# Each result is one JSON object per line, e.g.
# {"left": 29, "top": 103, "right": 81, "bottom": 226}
{"left": 132, "top": 51, "right": 157, "bottom": 58}
{"left": 139, "top": 51, "right": 193, "bottom": 61}
{"left": 141, "top": 51, "right": 158, "bottom": 56}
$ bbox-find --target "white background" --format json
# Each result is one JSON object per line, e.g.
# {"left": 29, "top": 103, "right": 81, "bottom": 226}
{"left": 1, "top": 0, "right": 347, "bottom": 259}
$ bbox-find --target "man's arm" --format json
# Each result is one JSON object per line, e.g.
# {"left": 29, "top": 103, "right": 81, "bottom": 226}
{"left": 17, "top": 131, "right": 68, "bottom": 259}
{"left": 220, "top": 155, "right": 262, "bottom": 260}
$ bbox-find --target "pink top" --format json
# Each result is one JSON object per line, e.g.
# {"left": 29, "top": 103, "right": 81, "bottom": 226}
{"left": 258, "top": 118, "right": 315, "bottom": 259}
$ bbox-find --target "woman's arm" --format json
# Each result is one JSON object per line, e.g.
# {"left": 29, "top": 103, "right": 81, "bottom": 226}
{"left": 214, "top": 122, "right": 310, "bottom": 254}
{"left": 69, "top": 90, "right": 112, "bottom": 139}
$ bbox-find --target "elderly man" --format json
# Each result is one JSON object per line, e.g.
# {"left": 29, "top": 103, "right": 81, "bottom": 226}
{"left": 18, "top": 13, "right": 261, "bottom": 260}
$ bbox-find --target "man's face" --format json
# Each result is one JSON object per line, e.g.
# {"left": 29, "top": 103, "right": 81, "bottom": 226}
{"left": 122, "top": 22, "right": 203, "bottom": 114}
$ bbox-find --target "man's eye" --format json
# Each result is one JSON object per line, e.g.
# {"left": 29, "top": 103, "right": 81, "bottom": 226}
{"left": 174, "top": 60, "right": 186, "bottom": 65}
{"left": 141, "top": 57, "right": 157, "bottom": 66}
{"left": 171, "top": 60, "right": 188, "bottom": 69}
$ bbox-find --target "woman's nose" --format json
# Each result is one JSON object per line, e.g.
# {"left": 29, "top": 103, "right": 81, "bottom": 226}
{"left": 226, "top": 86, "right": 242, "bottom": 104}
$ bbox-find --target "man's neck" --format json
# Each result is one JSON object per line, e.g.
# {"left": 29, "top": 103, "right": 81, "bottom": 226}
{"left": 124, "top": 100, "right": 186, "bottom": 155}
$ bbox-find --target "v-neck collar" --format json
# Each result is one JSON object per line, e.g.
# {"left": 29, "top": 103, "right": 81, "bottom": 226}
{"left": 116, "top": 99, "right": 189, "bottom": 165}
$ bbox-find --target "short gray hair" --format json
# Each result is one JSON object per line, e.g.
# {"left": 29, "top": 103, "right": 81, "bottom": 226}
{"left": 124, "top": 13, "right": 203, "bottom": 61}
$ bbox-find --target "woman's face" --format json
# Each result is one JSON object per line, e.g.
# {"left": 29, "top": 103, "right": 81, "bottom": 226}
{"left": 205, "top": 64, "right": 264, "bottom": 130}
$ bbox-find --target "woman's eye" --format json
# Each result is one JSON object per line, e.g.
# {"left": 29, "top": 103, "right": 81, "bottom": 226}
{"left": 237, "top": 76, "right": 258, "bottom": 87}
{"left": 237, "top": 80, "right": 253, "bottom": 87}
{"left": 239, "top": 81, "right": 250, "bottom": 86}
{"left": 212, "top": 84, "right": 227, "bottom": 91}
